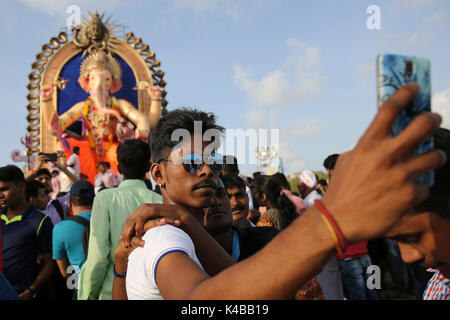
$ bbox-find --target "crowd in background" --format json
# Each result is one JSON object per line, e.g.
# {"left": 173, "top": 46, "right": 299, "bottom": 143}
{"left": 1, "top": 107, "right": 449, "bottom": 301}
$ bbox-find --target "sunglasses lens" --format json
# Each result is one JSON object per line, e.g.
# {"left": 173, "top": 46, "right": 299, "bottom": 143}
{"left": 207, "top": 153, "right": 224, "bottom": 172}
{"left": 182, "top": 154, "right": 203, "bottom": 174}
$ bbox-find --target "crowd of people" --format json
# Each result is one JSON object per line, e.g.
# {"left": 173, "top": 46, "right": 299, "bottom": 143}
{"left": 0, "top": 83, "right": 449, "bottom": 301}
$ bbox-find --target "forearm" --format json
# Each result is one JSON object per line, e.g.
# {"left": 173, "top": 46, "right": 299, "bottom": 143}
{"left": 31, "top": 259, "right": 56, "bottom": 292}
{"left": 180, "top": 214, "right": 236, "bottom": 276}
{"left": 112, "top": 257, "right": 128, "bottom": 300}
{"left": 186, "top": 207, "right": 335, "bottom": 299}
{"left": 119, "top": 101, "right": 150, "bottom": 133}
{"left": 148, "top": 99, "right": 161, "bottom": 129}
{"left": 57, "top": 104, "right": 83, "bottom": 131}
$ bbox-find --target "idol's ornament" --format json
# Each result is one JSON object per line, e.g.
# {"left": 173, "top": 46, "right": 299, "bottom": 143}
{"left": 25, "top": 13, "right": 167, "bottom": 184}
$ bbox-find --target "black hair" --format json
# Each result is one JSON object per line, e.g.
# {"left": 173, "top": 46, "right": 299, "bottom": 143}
{"left": 222, "top": 155, "right": 239, "bottom": 176}
{"left": 150, "top": 108, "right": 224, "bottom": 163}
{"left": 25, "top": 179, "right": 46, "bottom": 200}
{"left": 70, "top": 194, "right": 94, "bottom": 207}
{"left": 0, "top": 165, "right": 25, "bottom": 184}
{"left": 34, "top": 168, "right": 51, "bottom": 179}
{"left": 116, "top": 139, "right": 151, "bottom": 179}
{"left": 415, "top": 128, "right": 450, "bottom": 219}
{"left": 323, "top": 154, "right": 340, "bottom": 170}
{"left": 271, "top": 172, "right": 290, "bottom": 190}
{"left": 254, "top": 175, "right": 298, "bottom": 227}
{"left": 73, "top": 146, "right": 80, "bottom": 153}
{"left": 318, "top": 179, "right": 328, "bottom": 186}
{"left": 221, "top": 174, "right": 246, "bottom": 191}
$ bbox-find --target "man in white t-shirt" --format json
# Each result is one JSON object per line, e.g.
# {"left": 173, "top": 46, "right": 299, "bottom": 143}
{"left": 67, "top": 146, "right": 81, "bottom": 178}
{"left": 297, "top": 170, "right": 322, "bottom": 208}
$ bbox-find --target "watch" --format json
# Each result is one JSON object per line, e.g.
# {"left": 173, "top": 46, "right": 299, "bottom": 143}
{"left": 113, "top": 264, "right": 127, "bottom": 278}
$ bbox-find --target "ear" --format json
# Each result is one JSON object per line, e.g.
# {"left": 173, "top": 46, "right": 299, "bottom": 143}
{"left": 150, "top": 162, "right": 166, "bottom": 187}
{"left": 110, "top": 78, "right": 123, "bottom": 93}
{"left": 261, "top": 193, "right": 267, "bottom": 203}
{"left": 78, "top": 76, "right": 90, "bottom": 92}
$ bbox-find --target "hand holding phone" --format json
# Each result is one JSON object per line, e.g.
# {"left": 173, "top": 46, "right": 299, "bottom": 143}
{"left": 377, "top": 53, "right": 433, "bottom": 186}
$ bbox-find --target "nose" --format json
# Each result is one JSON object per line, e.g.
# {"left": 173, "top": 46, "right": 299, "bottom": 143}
{"left": 197, "top": 160, "right": 215, "bottom": 179}
{"left": 229, "top": 195, "right": 238, "bottom": 207}
{"left": 398, "top": 243, "right": 424, "bottom": 264}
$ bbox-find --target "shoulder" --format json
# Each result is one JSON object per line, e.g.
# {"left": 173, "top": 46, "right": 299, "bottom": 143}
{"left": 142, "top": 224, "right": 192, "bottom": 248}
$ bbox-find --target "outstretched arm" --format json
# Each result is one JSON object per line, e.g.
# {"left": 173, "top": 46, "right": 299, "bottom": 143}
{"left": 124, "top": 83, "right": 447, "bottom": 299}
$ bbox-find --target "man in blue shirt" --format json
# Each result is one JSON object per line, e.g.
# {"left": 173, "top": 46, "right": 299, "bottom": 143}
{"left": 53, "top": 180, "right": 95, "bottom": 289}
{"left": 0, "top": 165, "right": 55, "bottom": 299}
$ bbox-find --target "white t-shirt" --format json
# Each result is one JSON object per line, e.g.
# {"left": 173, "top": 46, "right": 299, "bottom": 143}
{"left": 59, "top": 167, "right": 77, "bottom": 193}
{"left": 304, "top": 190, "right": 323, "bottom": 208}
{"left": 126, "top": 224, "right": 204, "bottom": 300}
{"left": 67, "top": 154, "right": 80, "bottom": 177}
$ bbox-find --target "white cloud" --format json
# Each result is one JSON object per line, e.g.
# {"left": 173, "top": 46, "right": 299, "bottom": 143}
{"left": 18, "top": 0, "right": 122, "bottom": 16}
{"left": 433, "top": 89, "right": 450, "bottom": 129}
{"left": 282, "top": 120, "right": 327, "bottom": 140}
{"left": 233, "top": 38, "right": 324, "bottom": 110}
{"left": 278, "top": 142, "right": 308, "bottom": 173}
{"left": 421, "top": 10, "right": 447, "bottom": 24}
{"left": 243, "top": 108, "right": 265, "bottom": 127}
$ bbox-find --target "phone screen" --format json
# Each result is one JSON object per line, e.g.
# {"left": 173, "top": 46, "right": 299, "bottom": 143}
{"left": 377, "top": 53, "right": 433, "bottom": 186}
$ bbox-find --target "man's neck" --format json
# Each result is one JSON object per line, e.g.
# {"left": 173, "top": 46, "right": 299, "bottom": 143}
{"left": 72, "top": 207, "right": 92, "bottom": 215}
{"left": 4, "top": 200, "right": 30, "bottom": 219}
{"left": 209, "top": 227, "right": 234, "bottom": 255}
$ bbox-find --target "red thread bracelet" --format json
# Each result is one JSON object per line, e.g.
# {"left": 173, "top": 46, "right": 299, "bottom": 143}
{"left": 314, "top": 199, "right": 348, "bottom": 252}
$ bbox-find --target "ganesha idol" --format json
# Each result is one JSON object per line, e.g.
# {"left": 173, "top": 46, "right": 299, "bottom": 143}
{"left": 40, "top": 52, "right": 161, "bottom": 180}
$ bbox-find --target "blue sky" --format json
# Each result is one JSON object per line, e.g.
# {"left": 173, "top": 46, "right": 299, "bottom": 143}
{"left": 1, "top": 0, "right": 449, "bottom": 177}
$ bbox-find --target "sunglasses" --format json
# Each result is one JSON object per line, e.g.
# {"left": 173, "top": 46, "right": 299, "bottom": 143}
{"left": 158, "top": 153, "right": 224, "bottom": 174}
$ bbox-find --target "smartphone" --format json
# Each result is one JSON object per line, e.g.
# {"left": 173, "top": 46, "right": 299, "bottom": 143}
{"left": 376, "top": 53, "right": 433, "bottom": 186}
{"left": 39, "top": 152, "right": 58, "bottom": 162}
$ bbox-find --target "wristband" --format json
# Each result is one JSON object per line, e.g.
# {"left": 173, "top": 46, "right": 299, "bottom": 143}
{"left": 314, "top": 199, "right": 348, "bottom": 254}
{"left": 113, "top": 263, "right": 127, "bottom": 278}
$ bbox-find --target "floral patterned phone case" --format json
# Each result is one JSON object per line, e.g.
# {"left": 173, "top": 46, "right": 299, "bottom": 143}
{"left": 377, "top": 53, "right": 433, "bottom": 186}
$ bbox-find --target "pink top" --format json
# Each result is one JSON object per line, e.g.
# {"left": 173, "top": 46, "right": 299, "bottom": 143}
{"left": 102, "top": 169, "right": 118, "bottom": 188}
{"left": 282, "top": 189, "right": 307, "bottom": 215}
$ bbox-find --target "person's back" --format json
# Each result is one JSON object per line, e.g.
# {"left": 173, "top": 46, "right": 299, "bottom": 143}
{"left": 78, "top": 140, "right": 162, "bottom": 300}
{"left": 53, "top": 212, "right": 91, "bottom": 270}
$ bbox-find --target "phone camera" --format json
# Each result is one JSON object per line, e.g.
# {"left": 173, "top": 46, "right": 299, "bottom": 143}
{"left": 405, "top": 61, "right": 413, "bottom": 78}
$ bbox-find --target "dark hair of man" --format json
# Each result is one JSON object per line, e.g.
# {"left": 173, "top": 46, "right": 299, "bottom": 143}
{"left": 318, "top": 179, "right": 328, "bottom": 187}
{"left": 116, "top": 139, "right": 151, "bottom": 180}
{"left": 70, "top": 193, "right": 94, "bottom": 207}
{"left": 271, "top": 172, "right": 290, "bottom": 190}
{"left": 104, "top": 162, "right": 111, "bottom": 169}
{"left": 414, "top": 127, "right": 450, "bottom": 220}
{"left": 323, "top": 154, "right": 340, "bottom": 170}
{"left": 25, "top": 179, "right": 46, "bottom": 201}
{"left": 34, "top": 168, "right": 51, "bottom": 179}
{"left": 73, "top": 146, "right": 80, "bottom": 153}
{"left": 0, "top": 165, "right": 26, "bottom": 183}
{"left": 222, "top": 174, "right": 246, "bottom": 192}
{"left": 222, "top": 155, "right": 239, "bottom": 176}
{"left": 150, "top": 107, "right": 224, "bottom": 163}
{"left": 254, "top": 175, "right": 298, "bottom": 226}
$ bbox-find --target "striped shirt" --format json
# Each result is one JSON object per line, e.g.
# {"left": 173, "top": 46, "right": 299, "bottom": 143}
{"left": 423, "top": 269, "right": 450, "bottom": 300}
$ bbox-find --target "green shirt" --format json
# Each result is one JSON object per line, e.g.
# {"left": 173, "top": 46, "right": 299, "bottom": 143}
{"left": 77, "top": 180, "right": 162, "bottom": 300}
